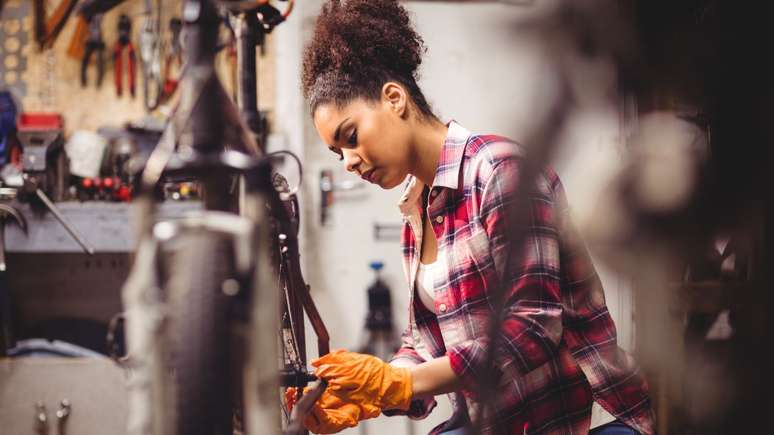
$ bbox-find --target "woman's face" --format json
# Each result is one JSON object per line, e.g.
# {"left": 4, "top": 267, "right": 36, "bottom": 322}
{"left": 313, "top": 92, "right": 414, "bottom": 190}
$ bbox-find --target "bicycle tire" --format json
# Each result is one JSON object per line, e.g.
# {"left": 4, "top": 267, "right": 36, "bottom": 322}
{"left": 166, "top": 230, "right": 235, "bottom": 435}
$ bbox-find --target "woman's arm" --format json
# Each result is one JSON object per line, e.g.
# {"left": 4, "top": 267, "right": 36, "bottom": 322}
{"left": 409, "top": 356, "right": 463, "bottom": 400}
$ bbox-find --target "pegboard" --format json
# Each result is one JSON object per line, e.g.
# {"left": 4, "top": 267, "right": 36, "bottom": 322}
{"left": 0, "top": 0, "right": 31, "bottom": 97}
{"left": 0, "top": 0, "right": 276, "bottom": 135}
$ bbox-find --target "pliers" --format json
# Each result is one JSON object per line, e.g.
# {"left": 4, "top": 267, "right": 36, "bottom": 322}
{"left": 113, "top": 14, "right": 136, "bottom": 97}
{"left": 80, "top": 13, "right": 105, "bottom": 88}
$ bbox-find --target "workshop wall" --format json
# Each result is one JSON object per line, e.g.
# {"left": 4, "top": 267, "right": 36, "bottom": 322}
{"left": 0, "top": 0, "right": 276, "bottom": 134}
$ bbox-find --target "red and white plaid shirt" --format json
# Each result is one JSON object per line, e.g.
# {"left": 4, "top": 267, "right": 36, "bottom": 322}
{"left": 389, "top": 122, "right": 654, "bottom": 434}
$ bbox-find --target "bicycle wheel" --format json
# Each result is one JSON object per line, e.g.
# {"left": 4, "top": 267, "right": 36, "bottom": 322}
{"left": 166, "top": 230, "right": 236, "bottom": 435}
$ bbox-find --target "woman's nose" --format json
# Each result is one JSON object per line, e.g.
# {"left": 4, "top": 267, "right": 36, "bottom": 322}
{"left": 343, "top": 149, "right": 361, "bottom": 173}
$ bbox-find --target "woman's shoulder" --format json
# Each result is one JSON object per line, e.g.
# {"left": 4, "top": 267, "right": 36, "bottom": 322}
{"left": 461, "top": 133, "right": 524, "bottom": 185}
{"left": 463, "top": 133, "right": 561, "bottom": 193}
{"left": 464, "top": 133, "right": 525, "bottom": 168}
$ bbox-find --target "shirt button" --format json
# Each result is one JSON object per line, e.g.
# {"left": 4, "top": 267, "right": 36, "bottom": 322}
{"left": 435, "top": 215, "right": 444, "bottom": 224}
{"left": 439, "top": 303, "right": 447, "bottom": 313}
{"left": 430, "top": 190, "right": 438, "bottom": 198}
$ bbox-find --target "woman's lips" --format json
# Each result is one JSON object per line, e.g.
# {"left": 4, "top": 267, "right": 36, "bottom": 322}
{"left": 362, "top": 169, "right": 376, "bottom": 183}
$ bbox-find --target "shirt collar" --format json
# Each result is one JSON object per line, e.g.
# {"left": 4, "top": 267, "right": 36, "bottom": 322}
{"left": 432, "top": 120, "right": 471, "bottom": 190}
{"left": 398, "top": 121, "right": 471, "bottom": 214}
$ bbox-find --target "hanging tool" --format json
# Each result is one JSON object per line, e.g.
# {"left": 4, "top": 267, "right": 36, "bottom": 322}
{"left": 67, "top": 0, "right": 127, "bottom": 60}
{"left": 43, "top": 0, "right": 78, "bottom": 49}
{"left": 67, "top": 16, "right": 89, "bottom": 60}
{"left": 81, "top": 13, "right": 105, "bottom": 89}
{"left": 33, "top": 0, "right": 46, "bottom": 48}
{"left": 32, "top": 0, "right": 79, "bottom": 50}
{"left": 113, "top": 14, "right": 136, "bottom": 97}
{"left": 139, "top": 0, "right": 163, "bottom": 111}
{"left": 161, "top": 17, "right": 183, "bottom": 102}
{"left": 169, "top": 18, "right": 183, "bottom": 65}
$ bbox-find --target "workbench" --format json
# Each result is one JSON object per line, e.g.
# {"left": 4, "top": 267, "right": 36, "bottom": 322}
{"left": 0, "top": 200, "right": 201, "bottom": 435}
{"left": 5, "top": 201, "right": 201, "bottom": 253}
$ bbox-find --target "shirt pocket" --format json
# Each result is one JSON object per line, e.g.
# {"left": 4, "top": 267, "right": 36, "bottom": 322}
{"left": 465, "top": 226, "right": 491, "bottom": 268}
{"left": 450, "top": 225, "right": 494, "bottom": 302}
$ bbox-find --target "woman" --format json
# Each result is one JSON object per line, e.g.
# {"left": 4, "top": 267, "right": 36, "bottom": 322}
{"left": 293, "top": 1, "right": 654, "bottom": 434}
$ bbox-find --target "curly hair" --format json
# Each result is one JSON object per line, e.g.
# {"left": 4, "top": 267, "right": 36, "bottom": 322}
{"left": 301, "top": 0, "right": 435, "bottom": 119}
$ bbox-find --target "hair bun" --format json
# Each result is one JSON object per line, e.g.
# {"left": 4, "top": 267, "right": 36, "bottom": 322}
{"left": 302, "top": 0, "right": 425, "bottom": 100}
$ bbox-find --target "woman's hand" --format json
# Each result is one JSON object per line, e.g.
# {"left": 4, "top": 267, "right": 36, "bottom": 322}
{"left": 285, "top": 386, "right": 379, "bottom": 434}
{"left": 291, "top": 350, "right": 460, "bottom": 432}
{"left": 312, "top": 350, "right": 414, "bottom": 412}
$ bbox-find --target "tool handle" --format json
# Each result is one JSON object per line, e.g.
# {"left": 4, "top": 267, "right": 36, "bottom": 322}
{"left": 284, "top": 379, "right": 328, "bottom": 435}
{"left": 35, "top": 189, "right": 95, "bottom": 255}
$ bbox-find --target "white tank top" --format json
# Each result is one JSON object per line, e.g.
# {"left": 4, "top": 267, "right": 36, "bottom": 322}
{"left": 415, "top": 259, "right": 440, "bottom": 314}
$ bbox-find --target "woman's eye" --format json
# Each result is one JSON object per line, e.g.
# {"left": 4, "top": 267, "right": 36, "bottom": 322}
{"left": 328, "top": 146, "right": 344, "bottom": 161}
{"left": 347, "top": 130, "right": 358, "bottom": 146}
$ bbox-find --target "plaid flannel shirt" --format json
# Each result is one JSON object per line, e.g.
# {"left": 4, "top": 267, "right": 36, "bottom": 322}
{"left": 389, "top": 122, "right": 654, "bottom": 434}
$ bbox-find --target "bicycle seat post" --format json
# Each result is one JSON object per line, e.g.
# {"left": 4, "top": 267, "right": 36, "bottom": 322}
{"left": 180, "top": 0, "right": 226, "bottom": 157}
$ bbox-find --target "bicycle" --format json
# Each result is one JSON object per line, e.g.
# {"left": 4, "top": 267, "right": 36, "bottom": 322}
{"left": 119, "top": 1, "right": 327, "bottom": 434}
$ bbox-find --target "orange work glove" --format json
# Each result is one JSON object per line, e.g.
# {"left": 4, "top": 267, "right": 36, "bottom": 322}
{"left": 285, "top": 387, "right": 299, "bottom": 413}
{"left": 312, "top": 350, "right": 413, "bottom": 412}
{"left": 285, "top": 386, "right": 378, "bottom": 434}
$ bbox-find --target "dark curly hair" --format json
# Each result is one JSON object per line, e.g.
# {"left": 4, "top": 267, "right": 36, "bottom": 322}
{"left": 302, "top": 0, "right": 435, "bottom": 119}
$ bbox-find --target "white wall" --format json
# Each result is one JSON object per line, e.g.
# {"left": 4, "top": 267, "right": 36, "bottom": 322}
{"left": 274, "top": 2, "right": 635, "bottom": 434}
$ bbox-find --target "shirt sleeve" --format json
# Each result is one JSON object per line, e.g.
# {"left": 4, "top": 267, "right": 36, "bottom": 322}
{"left": 384, "top": 324, "right": 437, "bottom": 419}
{"left": 390, "top": 323, "right": 429, "bottom": 367}
{"left": 446, "top": 157, "right": 564, "bottom": 394}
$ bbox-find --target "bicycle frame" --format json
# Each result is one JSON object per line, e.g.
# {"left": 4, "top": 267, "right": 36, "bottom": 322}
{"left": 122, "top": 1, "right": 328, "bottom": 434}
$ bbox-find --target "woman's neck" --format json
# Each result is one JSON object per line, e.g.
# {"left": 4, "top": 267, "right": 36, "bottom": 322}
{"left": 411, "top": 118, "right": 448, "bottom": 187}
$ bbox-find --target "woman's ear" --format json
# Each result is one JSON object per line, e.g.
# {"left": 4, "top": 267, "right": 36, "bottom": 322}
{"left": 381, "top": 82, "right": 408, "bottom": 118}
